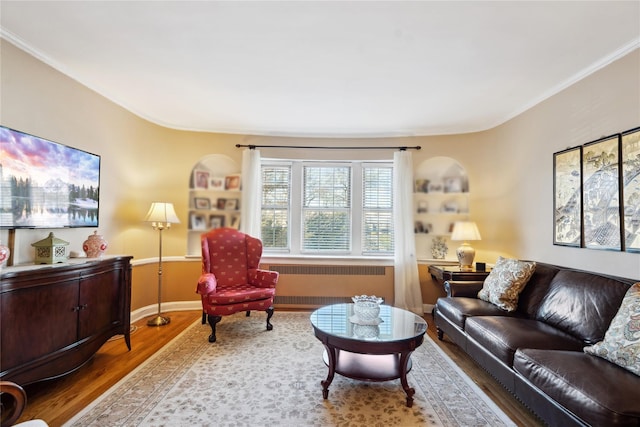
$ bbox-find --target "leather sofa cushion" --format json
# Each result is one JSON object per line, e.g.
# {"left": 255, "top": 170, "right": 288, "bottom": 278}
{"left": 536, "top": 270, "right": 630, "bottom": 345}
{"left": 514, "top": 349, "right": 640, "bottom": 427}
{"left": 435, "top": 297, "right": 517, "bottom": 330}
{"left": 466, "top": 317, "right": 583, "bottom": 366}
{"left": 515, "top": 262, "right": 560, "bottom": 317}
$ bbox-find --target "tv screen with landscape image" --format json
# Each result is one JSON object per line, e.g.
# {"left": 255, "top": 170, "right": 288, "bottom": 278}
{"left": 0, "top": 126, "right": 101, "bottom": 229}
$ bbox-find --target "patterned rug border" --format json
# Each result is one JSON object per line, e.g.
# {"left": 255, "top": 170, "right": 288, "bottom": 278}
{"left": 64, "top": 312, "right": 516, "bottom": 427}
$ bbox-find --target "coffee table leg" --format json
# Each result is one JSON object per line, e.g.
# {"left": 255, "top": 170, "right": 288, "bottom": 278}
{"left": 399, "top": 351, "right": 415, "bottom": 407}
{"left": 321, "top": 345, "right": 337, "bottom": 399}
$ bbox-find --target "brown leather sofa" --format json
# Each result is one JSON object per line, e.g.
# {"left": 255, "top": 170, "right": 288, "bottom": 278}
{"left": 433, "top": 262, "right": 640, "bottom": 427}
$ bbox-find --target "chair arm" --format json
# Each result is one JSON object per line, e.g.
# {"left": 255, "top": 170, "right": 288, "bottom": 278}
{"left": 196, "top": 273, "right": 217, "bottom": 295}
{"left": 444, "top": 280, "right": 484, "bottom": 297}
{"left": 252, "top": 269, "right": 279, "bottom": 288}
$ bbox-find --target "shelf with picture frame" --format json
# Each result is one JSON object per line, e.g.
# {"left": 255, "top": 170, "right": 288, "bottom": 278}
{"left": 187, "top": 155, "right": 242, "bottom": 256}
{"left": 413, "top": 157, "right": 471, "bottom": 260}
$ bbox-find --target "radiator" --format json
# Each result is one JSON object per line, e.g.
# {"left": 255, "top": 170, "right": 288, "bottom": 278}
{"left": 269, "top": 265, "right": 386, "bottom": 276}
{"left": 267, "top": 264, "right": 392, "bottom": 308}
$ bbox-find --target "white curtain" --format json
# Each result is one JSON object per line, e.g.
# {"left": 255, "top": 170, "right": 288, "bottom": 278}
{"left": 393, "top": 150, "right": 423, "bottom": 315}
{"left": 240, "top": 148, "right": 262, "bottom": 238}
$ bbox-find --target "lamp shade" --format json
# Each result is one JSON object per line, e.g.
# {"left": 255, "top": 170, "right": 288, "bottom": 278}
{"left": 451, "top": 221, "right": 481, "bottom": 241}
{"left": 145, "top": 202, "right": 181, "bottom": 225}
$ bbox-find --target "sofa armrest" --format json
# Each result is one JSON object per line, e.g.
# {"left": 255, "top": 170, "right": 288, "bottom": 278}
{"left": 444, "top": 280, "right": 484, "bottom": 297}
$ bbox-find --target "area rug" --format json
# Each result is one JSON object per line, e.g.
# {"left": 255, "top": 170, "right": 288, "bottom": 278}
{"left": 64, "top": 312, "right": 515, "bottom": 426}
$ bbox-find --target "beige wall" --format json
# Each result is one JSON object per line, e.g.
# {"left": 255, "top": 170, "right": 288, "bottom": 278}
{"left": 1, "top": 39, "right": 639, "bottom": 313}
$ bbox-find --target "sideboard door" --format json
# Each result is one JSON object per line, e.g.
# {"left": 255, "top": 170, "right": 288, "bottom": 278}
{"left": 0, "top": 275, "right": 79, "bottom": 381}
{"left": 78, "top": 265, "right": 124, "bottom": 340}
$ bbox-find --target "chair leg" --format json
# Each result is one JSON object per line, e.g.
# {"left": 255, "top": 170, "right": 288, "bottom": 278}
{"left": 266, "top": 306, "right": 274, "bottom": 331}
{"left": 207, "top": 314, "right": 222, "bottom": 343}
{"left": 246, "top": 310, "right": 251, "bottom": 317}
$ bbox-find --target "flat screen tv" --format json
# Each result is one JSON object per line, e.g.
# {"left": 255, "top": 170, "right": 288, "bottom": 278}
{"left": 0, "top": 125, "right": 101, "bottom": 229}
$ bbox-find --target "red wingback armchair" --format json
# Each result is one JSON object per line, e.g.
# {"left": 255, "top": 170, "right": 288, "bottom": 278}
{"left": 196, "top": 227, "right": 279, "bottom": 343}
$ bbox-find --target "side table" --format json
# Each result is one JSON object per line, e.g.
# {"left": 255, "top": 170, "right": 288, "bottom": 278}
{"left": 428, "top": 264, "right": 491, "bottom": 296}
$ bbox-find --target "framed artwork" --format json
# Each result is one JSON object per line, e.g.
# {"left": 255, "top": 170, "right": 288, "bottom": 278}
{"left": 211, "top": 177, "right": 225, "bottom": 190}
{"left": 621, "top": 126, "right": 640, "bottom": 252}
{"left": 216, "top": 198, "right": 227, "bottom": 210}
{"left": 193, "top": 170, "right": 210, "bottom": 190}
{"left": 194, "top": 197, "right": 211, "bottom": 210}
{"left": 189, "top": 213, "right": 207, "bottom": 231}
{"left": 225, "top": 174, "right": 241, "bottom": 191}
{"left": 209, "top": 214, "right": 225, "bottom": 229}
{"left": 553, "top": 146, "right": 582, "bottom": 247}
{"left": 582, "top": 134, "right": 622, "bottom": 251}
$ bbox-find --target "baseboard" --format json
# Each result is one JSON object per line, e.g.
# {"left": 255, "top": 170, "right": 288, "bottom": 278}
{"left": 423, "top": 303, "right": 435, "bottom": 315}
{"left": 131, "top": 301, "right": 202, "bottom": 323}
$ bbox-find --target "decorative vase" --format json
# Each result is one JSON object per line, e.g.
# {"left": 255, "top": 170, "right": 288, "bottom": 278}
{"left": 83, "top": 231, "right": 108, "bottom": 258}
{"left": 431, "top": 236, "right": 448, "bottom": 259}
{"left": 0, "top": 240, "right": 9, "bottom": 268}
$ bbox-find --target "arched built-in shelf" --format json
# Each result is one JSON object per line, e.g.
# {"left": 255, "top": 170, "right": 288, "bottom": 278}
{"left": 187, "top": 154, "right": 241, "bottom": 256}
{"left": 414, "top": 157, "right": 470, "bottom": 260}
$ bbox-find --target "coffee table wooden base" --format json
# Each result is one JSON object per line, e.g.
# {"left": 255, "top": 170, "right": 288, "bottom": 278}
{"left": 321, "top": 347, "right": 416, "bottom": 407}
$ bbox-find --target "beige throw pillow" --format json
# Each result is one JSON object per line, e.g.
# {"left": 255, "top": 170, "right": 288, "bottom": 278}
{"left": 584, "top": 283, "right": 640, "bottom": 376}
{"left": 477, "top": 257, "right": 536, "bottom": 312}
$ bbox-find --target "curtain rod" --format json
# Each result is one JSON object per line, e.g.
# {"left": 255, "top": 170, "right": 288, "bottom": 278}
{"left": 236, "top": 144, "right": 421, "bottom": 151}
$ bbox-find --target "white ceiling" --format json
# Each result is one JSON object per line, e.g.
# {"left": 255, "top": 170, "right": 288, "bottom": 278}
{"left": 1, "top": 1, "right": 639, "bottom": 138}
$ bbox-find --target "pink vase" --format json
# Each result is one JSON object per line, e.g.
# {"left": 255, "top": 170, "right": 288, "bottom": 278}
{"left": 83, "top": 231, "right": 108, "bottom": 258}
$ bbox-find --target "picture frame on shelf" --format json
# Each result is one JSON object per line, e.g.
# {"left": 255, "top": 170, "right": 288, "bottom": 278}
{"left": 622, "top": 126, "right": 640, "bottom": 252}
{"left": 582, "top": 134, "right": 621, "bottom": 251}
{"left": 229, "top": 213, "right": 241, "bottom": 229}
{"left": 443, "top": 176, "right": 467, "bottom": 193}
{"left": 553, "top": 146, "right": 582, "bottom": 247}
{"left": 209, "top": 214, "right": 225, "bottom": 229}
{"left": 414, "top": 179, "right": 429, "bottom": 193}
{"left": 225, "top": 198, "right": 239, "bottom": 210}
{"left": 216, "top": 198, "right": 227, "bottom": 210}
{"left": 194, "top": 197, "right": 211, "bottom": 210}
{"left": 211, "top": 177, "right": 225, "bottom": 190}
{"left": 428, "top": 182, "right": 443, "bottom": 193}
{"left": 225, "top": 174, "right": 241, "bottom": 191}
{"left": 189, "top": 213, "right": 207, "bottom": 231}
{"left": 417, "top": 200, "right": 428, "bottom": 213}
{"left": 193, "top": 170, "right": 210, "bottom": 190}
{"left": 414, "top": 221, "right": 432, "bottom": 234}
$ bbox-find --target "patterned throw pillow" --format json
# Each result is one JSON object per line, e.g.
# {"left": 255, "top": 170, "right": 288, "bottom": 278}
{"left": 477, "top": 257, "right": 536, "bottom": 312}
{"left": 584, "top": 283, "right": 640, "bottom": 376}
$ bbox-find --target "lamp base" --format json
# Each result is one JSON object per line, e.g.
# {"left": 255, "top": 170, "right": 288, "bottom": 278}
{"left": 147, "top": 315, "right": 171, "bottom": 327}
{"left": 456, "top": 242, "right": 476, "bottom": 272}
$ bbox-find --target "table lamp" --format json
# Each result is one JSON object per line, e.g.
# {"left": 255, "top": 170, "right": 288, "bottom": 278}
{"left": 145, "top": 202, "right": 180, "bottom": 326}
{"left": 451, "top": 221, "right": 481, "bottom": 271}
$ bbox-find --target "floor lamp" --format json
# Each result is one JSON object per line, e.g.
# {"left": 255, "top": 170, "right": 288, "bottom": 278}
{"left": 145, "top": 202, "right": 180, "bottom": 326}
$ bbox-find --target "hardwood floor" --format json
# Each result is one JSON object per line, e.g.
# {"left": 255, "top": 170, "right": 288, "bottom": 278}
{"left": 15, "top": 310, "right": 543, "bottom": 427}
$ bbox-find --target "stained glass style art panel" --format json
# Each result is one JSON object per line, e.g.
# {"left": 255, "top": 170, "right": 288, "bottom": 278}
{"left": 582, "top": 135, "right": 622, "bottom": 251}
{"left": 553, "top": 147, "right": 582, "bottom": 247}
{"left": 621, "top": 127, "right": 640, "bottom": 252}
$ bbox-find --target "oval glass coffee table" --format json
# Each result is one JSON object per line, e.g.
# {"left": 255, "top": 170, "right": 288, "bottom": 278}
{"left": 310, "top": 303, "right": 427, "bottom": 407}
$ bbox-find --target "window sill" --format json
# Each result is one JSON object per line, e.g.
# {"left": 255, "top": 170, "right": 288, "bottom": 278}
{"left": 261, "top": 254, "right": 394, "bottom": 266}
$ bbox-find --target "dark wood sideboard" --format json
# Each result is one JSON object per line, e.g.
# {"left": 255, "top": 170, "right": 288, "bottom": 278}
{"left": 0, "top": 256, "right": 132, "bottom": 386}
